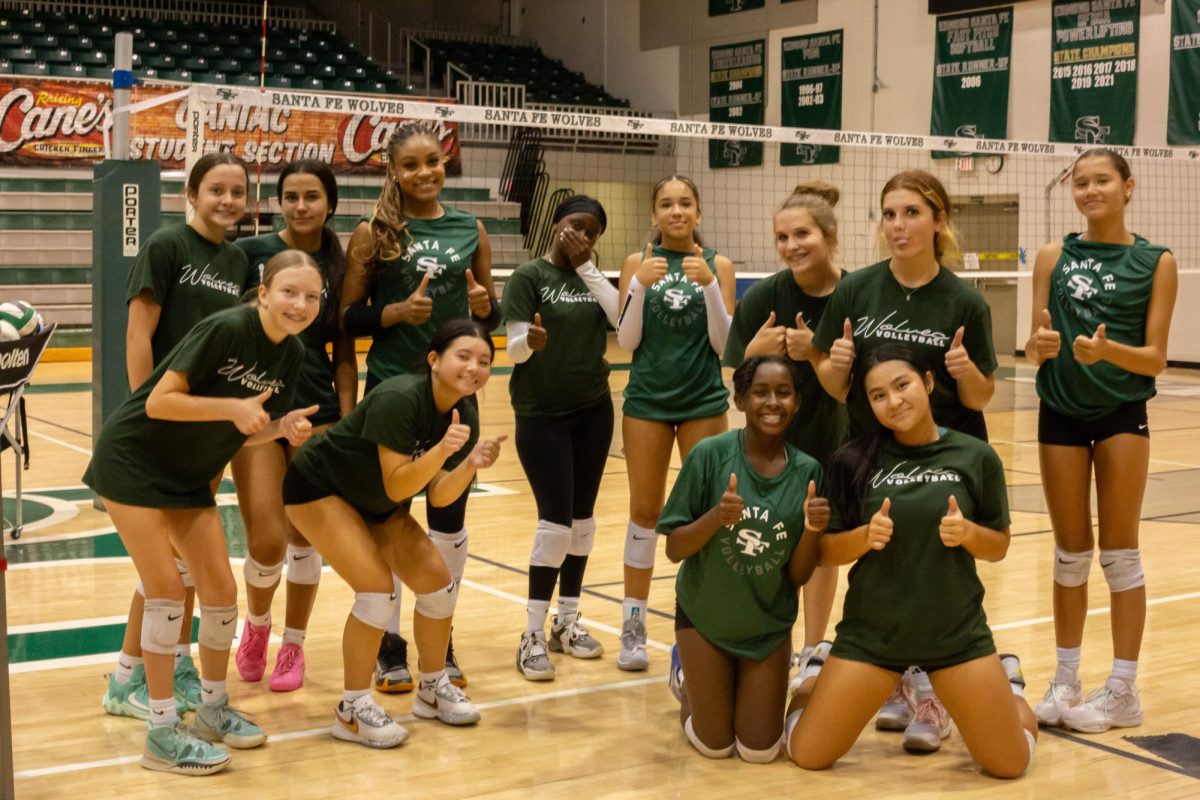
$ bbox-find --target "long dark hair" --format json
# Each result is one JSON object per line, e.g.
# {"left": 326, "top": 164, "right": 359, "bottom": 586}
{"left": 827, "top": 343, "right": 931, "bottom": 525}
{"left": 278, "top": 159, "right": 346, "bottom": 341}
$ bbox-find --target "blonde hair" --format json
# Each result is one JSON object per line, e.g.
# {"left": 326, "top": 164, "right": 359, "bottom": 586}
{"left": 878, "top": 170, "right": 961, "bottom": 263}
{"left": 777, "top": 181, "right": 840, "bottom": 251}
{"left": 360, "top": 121, "right": 442, "bottom": 266}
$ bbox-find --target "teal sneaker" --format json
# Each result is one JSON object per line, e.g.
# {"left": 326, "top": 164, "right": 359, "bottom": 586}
{"left": 196, "top": 697, "right": 267, "bottom": 748}
{"left": 141, "top": 720, "right": 231, "bottom": 775}
{"left": 174, "top": 655, "right": 202, "bottom": 711}
{"left": 102, "top": 664, "right": 151, "bottom": 720}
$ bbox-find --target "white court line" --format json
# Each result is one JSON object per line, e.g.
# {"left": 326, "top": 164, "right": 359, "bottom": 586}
{"left": 991, "top": 589, "right": 1200, "bottom": 631}
{"left": 26, "top": 429, "right": 94, "bottom": 456}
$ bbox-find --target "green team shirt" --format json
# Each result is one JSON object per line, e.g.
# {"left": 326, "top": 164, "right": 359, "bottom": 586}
{"left": 723, "top": 269, "right": 849, "bottom": 464}
{"left": 1037, "top": 234, "right": 1168, "bottom": 421}
{"left": 290, "top": 373, "right": 478, "bottom": 522}
{"left": 658, "top": 430, "right": 823, "bottom": 660}
{"left": 236, "top": 232, "right": 340, "bottom": 426}
{"left": 126, "top": 223, "right": 249, "bottom": 365}
{"left": 83, "top": 306, "right": 303, "bottom": 508}
{"left": 365, "top": 208, "right": 480, "bottom": 379}
{"left": 502, "top": 257, "right": 610, "bottom": 417}
{"left": 828, "top": 428, "right": 1009, "bottom": 670}
{"left": 622, "top": 244, "right": 729, "bottom": 421}
{"left": 812, "top": 261, "right": 996, "bottom": 440}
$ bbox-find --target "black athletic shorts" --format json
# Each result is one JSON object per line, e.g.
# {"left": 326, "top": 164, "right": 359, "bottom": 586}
{"left": 674, "top": 600, "right": 694, "bottom": 633}
{"left": 1037, "top": 399, "right": 1149, "bottom": 447}
{"left": 281, "top": 464, "right": 408, "bottom": 524}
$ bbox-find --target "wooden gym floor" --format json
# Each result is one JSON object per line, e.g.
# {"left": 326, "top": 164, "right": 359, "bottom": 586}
{"left": 4, "top": 343, "right": 1200, "bottom": 798}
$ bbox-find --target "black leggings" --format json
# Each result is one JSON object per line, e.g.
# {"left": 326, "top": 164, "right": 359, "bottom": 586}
{"left": 365, "top": 369, "right": 472, "bottom": 532}
{"left": 514, "top": 398, "right": 614, "bottom": 526}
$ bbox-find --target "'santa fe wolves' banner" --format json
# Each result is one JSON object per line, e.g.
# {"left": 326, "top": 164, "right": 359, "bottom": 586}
{"left": 0, "top": 77, "right": 459, "bottom": 173}
{"left": 709, "top": 39, "right": 765, "bottom": 169}
{"left": 1049, "top": 0, "right": 1139, "bottom": 146}
{"left": 780, "top": 30, "right": 842, "bottom": 166}
{"left": 931, "top": 7, "right": 1011, "bottom": 156}
{"left": 1168, "top": 0, "right": 1200, "bottom": 145}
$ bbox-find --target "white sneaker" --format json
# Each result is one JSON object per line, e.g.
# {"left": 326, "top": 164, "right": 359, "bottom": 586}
{"left": 332, "top": 697, "right": 409, "bottom": 749}
{"left": 788, "top": 640, "right": 831, "bottom": 696}
{"left": 1033, "top": 680, "right": 1083, "bottom": 727}
{"left": 901, "top": 672, "right": 951, "bottom": 752}
{"left": 876, "top": 669, "right": 913, "bottom": 731}
{"left": 617, "top": 617, "right": 649, "bottom": 671}
{"left": 668, "top": 643, "right": 684, "bottom": 703}
{"left": 413, "top": 672, "right": 481, "bottom": 726}
{"left": 549, "top": 614, "right": 604, "bottom": 658}
{"left": 517, "top": 630, "right": 556, "bottom": 681}
{"left": 1060, "top": 682, "right": 1142, "bottom": 733}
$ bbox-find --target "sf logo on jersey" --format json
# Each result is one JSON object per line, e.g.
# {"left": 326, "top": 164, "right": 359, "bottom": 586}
{"left": 735, "top": 529, "right": 770, "bottom": 556}
{"left": 663, "top": 287, "right": 691, "bottom": 310}
{"left": 1067, "top": 273, "right": 1099, "bottom": 301}
{"left": 417, "top": 256, "right": 446, "bottom": 280}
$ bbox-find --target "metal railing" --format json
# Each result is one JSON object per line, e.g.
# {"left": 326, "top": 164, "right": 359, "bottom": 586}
{"left": 454, "top": 80, "right": 526, "bottom": 144}
{"left": 405, "top": 35, "right": 431, "bottom": 94}
{"left": 0, "top": 0, "right": 334, "bottom": 29}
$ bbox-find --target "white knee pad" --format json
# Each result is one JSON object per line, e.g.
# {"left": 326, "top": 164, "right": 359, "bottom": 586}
{"left": 174, "top": 558, "right": 193, "bottom": 589}
{"left": 683, "top": 716, "right": 734, "bottom": 759}
{"left": 286, "top": 545, "right": 322, "bottom": 585}
{"left": 429, "top": 528, "right": 468, "bottom": 583}
{"left": 198, "top": 604, "right": 238, "bottom": 651}
{"left": 1100, "top": 548, "right": 1145, "bottom": 593}
{"left": 784, "top": 709, "right": 804, "bottom": 761}
{"left": 530, "top": 520, "right": 571, "bottom": 568}
{"left": 569, "top": 517, "right": 596, "bottom": 557}
{"left": 1053, "top": 547, "right": 1093, "bottom": 588}
{"left": 624, "top": 521, "right": 658, "bottom": 570}
{"left": 1022, "top": 728, "right": 1036, "bottom": 777}
{"left": 141, "top": 598, "right": 186, "bottom": 656}
{"left": 736, "top": 736, "right": 781, "bottom": 764}
{"left": 414, "top": 581, "right": 458, "bottom": 620}
{"left": 243, "top": 555, "right": 284, "bottom": 589}
{"left": 350, "top": 591, "right": 398, "bottom": 630}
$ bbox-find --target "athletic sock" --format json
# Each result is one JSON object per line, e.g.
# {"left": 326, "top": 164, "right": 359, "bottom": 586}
{"left": 557, "top": 595, "right": 580, "bottom": 627}
{"left": 115, "top": 653, "right": 142, "bottom": 684}
{"left": 1054, "top": 646, "right": 1081, "bottom": 684}
{"left": 1108, "top": 658, "right": 1138, "bottom": 690}
{"left": 174, "top": 644, "right": 189, "bottom": 664}
{"left": 282, "top": 627, "right": 306, "bottom": 647}
{"left": 526, "top": 599, "right": 550, "bottom": 634}
{"left": 200, "top": 679, "right": 227, "bottom": 705}
{"left": 420, "top": 668, "right": 447, "bottom": 688}
{"left": 342, "top": 687, "right": 371, "bottom": 705}
{"left": 246, "top": 611, "right": 270, "bottom": 628}
{"left": 149, "top": 696, "right": 179, "bottom": 727}
{"left": 622, "top": 598, "right": 647, "bottom": 623}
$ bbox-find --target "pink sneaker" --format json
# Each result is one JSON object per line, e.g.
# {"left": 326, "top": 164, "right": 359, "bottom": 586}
{"left": 235, "top": 619, "right": 270, "bottom": 682}
{"left": 268, "top": 642, "right": 305, "bottom": 692}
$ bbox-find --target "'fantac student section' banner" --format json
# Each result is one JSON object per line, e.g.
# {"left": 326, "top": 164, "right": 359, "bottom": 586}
{"left": 0, "top": 76, "right": 459, "bottom": 172}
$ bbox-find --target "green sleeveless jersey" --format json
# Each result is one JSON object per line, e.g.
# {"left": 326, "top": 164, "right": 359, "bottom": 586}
{"left": 622, "top": 244, "right": 729, "bottom": 421}
{"left": 236, "top": 232, "right": 340, "bottom": 426}
{"left": 1037, "top": 234, "right": 1168, "bottom": 420}
{"left": 366, "top": 207, "right": 479, "bottom": 379}
{"left": 658, "top": 430, "right": 822, "bottom": 659}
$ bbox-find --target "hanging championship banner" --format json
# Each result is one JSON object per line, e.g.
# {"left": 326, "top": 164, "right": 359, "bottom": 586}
{"left": 1168, "top": 0, "right": 1200, "bottom": 144}
{"left": 780, "top": 30, "right": 842, "bottom": 166}
{"left": 709, "top": 39, "right": 765, "bottom": 169}
{"left": 709, "top": 0, "right": 765, "bottom": 16}
{"left": 1049, "top": 0, "right": 1139, "bottom": 145}
{"left": 931, "top": 7, "right": 1011, "bottom": 157}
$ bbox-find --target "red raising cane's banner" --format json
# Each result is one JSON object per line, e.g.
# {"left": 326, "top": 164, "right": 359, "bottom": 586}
{"left": 0, "top": 76, "right": 460, "bottom": 173}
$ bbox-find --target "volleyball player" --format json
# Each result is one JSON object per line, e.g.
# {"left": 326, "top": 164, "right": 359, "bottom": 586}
{"left": 787, "top": 344, "right": 1036, "bottom": 779}
{"left": 722, "top": 182, "right": 848, "bottom": 686}
{"left": 230, "top": 160, "right": 355, "bottom": 691}
{"left": 615, "top": 176, "right": 735, "bottom": 670}
{"left": 341, "top": 122, "right": 500, "bottom": 692}
{"left": 283, "top": 320, "right": 504, "bottom": 748}
{"left": 84, "top": 251, "right": 323, "bottom": 774}
{"left": 1026, "top": 148, "right": 1178, "bottom": 733}
{"left": 809, "top": 169, "right": 997, "bottom": 750}
{"left": 503, "top": 196, "right": 619, "bottom": 679}
{"left": 660, "top": 356, "right": 827, "bottom": 763}
{"left": 103, "top": 152, "right": 251, "bottom": 721}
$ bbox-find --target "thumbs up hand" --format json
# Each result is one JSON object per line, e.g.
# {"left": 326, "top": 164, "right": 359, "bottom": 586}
{"left": 1032, "top": 308, "right": 1061, "bottom": 362}
{"left": 281, "top": 404, "right": 320, "bottom": 446}
{"left": 465, "top": 269, "right": 493, "bottom": 319}
{"left": 438, "top": 408, "right": 472, "bottom": 454}
{"left": 398, "top": 272, "right": 434, "bottom": 325}
{"left": 1073, "top": 323, "right": 1108, "bottom": 365}
{"left": 786, "top": 311, "right": 815, "bottom": 362}
{"left": 467, "top": 432, "right": 507, "bottom": 469}
{"left": 829, "top": 318, "right": 856, "bottom": 375}
{"left": 681, "top": 243, "right": 714, "bottom": 287}
{"left": 803, "top": 480, "right": 830, "bottom": 532}
{"left": 635, "top": 243, "right": 668, "bottom": 287}
{"left": 717, "top": 473, "right": 744, "bottom": 527}
{"left": 232, "top": 389, "right": 274, "bottom": 434}
{"left": 944, "top": 326, "right": 971, "bottom": 379}
{"left": 527, "top": 311, "right": 548, "bottom": 351}
{"left": 748, "top": 310, "right": 786, "bottom": 356}
{"left": 939, "top": 494, "right": 967, "bottom": 547}
{"left": 867, "top": 497, "right": 893, "bottom": 550}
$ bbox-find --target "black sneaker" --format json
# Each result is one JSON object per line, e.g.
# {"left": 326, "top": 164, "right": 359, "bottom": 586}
{"left": 374, "top": 632, "right": 414, "bottom": 694}
{"left": 445, "top": 628, "right": 467, "bottom": 688}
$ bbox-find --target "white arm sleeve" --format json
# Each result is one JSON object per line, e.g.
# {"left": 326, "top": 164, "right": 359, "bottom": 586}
{"left": 617, "top": 277, "right": 646, "bottom": 352}
{"left": 506, "top": 320, "right": 533, "bottom": 364}
{"left": 703, "top": 279, "right": 732, "bottom": 356}
{"left": 575, "top": 260, "right": 620, "bottom": 328}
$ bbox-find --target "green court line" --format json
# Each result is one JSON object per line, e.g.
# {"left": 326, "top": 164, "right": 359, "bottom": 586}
{"left": 8, "top": 620, "right": 199, "bottom": 664}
